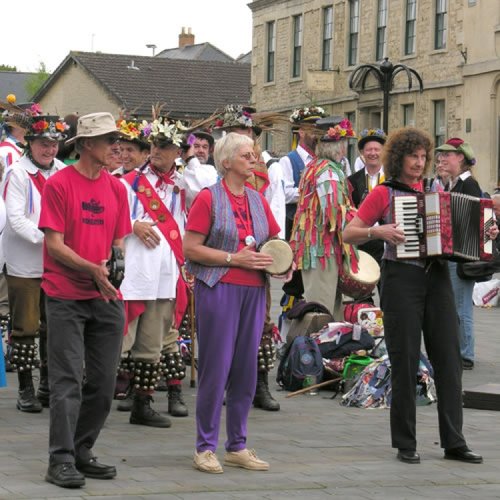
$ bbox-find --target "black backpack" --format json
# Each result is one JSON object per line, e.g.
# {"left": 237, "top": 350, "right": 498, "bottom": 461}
{"left": 276, "top": 336, "right": 324, "bottom": 392}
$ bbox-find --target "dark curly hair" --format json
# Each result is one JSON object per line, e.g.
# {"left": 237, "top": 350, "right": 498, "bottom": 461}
{"left": 382, "top": 127, "right": 434, "bottom": 180}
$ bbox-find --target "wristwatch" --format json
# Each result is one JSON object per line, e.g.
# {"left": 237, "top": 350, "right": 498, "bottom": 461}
{"left": 225, "top": 253, "right": 232, "bottom": 265}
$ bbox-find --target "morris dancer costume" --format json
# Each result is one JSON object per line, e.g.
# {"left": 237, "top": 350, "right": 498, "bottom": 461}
{"left": 290, "top": 119, "right": 358, "bottom": 320}
{"left": 2, "top": 110, "right": 67, "bottom": 412}
{"left": 212, "top": 104, "right": 285, "bottom": 411}
{"left": 119, "top": 116, "right": 217, "bottom": 427}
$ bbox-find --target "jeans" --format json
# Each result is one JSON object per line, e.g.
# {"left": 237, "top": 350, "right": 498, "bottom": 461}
{"left": 448, "top": 261, "right": 475, "bottom": 362}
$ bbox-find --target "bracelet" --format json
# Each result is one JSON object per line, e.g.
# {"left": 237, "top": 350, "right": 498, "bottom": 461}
{"left": 185, "top": 155, "right": 195, "bottom": 163}
{"left": 367, "top": 227, "right": 372, "bottom": 239}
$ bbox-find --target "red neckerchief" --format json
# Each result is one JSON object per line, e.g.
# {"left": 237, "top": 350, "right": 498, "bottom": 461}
{"left": 27, "top": 170, "right": 47, "bottom": 196}
{"left": 300, "top": 143, "right": 316, "bottom": 159}
{"left": 151, "top": 166, "right": 175, "bottom": 188}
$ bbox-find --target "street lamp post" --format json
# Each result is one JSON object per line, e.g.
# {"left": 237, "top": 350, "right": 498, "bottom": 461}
{"left": 146, "top": 44, "right": 157, "bottom": 56}
{"left": 348, "top": 57, "right": 424, "bottom": 133}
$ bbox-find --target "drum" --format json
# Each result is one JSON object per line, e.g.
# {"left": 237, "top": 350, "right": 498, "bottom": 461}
{"left": 338, "top": 250, "right": 380, "bottom": 299}
{"left": 258, "top": 239, "right": 294, "bottom": 275}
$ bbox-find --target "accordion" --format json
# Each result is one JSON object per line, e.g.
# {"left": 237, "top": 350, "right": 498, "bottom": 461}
{"left": 393, "top": 192, "right": 495, "bottom": 261}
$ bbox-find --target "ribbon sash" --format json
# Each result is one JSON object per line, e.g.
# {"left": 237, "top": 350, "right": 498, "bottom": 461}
{"left": 123, "top": 172, "right": 184, "bottom": 266}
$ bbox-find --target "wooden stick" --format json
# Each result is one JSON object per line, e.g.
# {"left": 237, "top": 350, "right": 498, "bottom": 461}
{"left": 285, "top": 377, "right": 343, "bottom": 398}
{"left": 189, "top": 291, "right": 197, "bottom": 388}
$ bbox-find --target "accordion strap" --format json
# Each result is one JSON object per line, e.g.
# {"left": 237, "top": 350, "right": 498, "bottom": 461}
{"left": 382, "top": 178, "right": 435, "bottom": 193}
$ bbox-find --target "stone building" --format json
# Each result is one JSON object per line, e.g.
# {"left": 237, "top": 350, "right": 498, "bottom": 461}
{"left": 249, "top": 0, "right": 500, "bottom": 190}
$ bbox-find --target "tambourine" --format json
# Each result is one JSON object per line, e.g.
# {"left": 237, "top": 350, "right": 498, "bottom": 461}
{"left": 106, "top": 246, "right": 125, "bottom": 289}
{"left": 258, "top": 239, "right": 294, "bottom": 275}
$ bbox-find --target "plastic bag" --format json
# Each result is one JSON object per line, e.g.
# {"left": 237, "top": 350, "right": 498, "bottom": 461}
{"left": 472, "top": 278, "right": 500, "bottom": 307}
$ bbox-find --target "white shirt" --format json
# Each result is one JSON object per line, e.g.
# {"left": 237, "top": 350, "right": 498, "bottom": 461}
{"left": 2, "top": 155, "right": 65, "bottom": 277}
{"left": 120, "top": 159, "right": 215, "bottom": 300}
{"left": 265, "top": 160, "right": 286, "bottom": 239}
{"left": 278, "top": 144, "right": 314, "bottom": 205}
{"left": 0, "top": 136, "right": 23, "bottom": 169}
{"left": 354, "top": 156, "right": 366, "bottom": 173}
{"left": 181, "top": 157, "right": 218, "bottom": 208}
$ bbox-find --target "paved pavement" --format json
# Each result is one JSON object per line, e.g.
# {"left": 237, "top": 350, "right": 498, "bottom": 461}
{"left": 1, "top": 281, "right": 500, "bottom": 499}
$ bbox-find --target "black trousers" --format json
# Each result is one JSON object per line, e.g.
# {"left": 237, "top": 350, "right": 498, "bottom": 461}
{"left": 380, "top": 259, "right": 466, "bottom": 451}
{"left": 46, "top": 297, "right": 125, "bottom": 465}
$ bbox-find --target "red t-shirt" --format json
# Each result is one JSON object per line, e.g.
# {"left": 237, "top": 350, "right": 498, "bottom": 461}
{"left": 186, "top": 188, "right": 281, "bottom": 286}
{"left": 39, "top": 166, "right": 132, "bottom": 299}
{"left": 357, "top": 181, "right": 423, "bottom": 226}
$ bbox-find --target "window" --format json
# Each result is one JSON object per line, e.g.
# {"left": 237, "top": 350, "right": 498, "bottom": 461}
{"left": 434, "top": 100, "right": 446, "bottom": 146}
{"left": 435, "top": 0, "right": 447, "bottom": 49}
{"left": 348, "top": 0, "right": 360, "bottom": 66}
{"left": 266, "top": 21, "right": 276, "bottom": 83}
{"left": 292, "top": 15, "right": 303, "bottom": 78}
{"left": 322, "top": 6, "right": 334, "bottom": 70}
{"left": 405, "top": 0, "right": 417, "bottom": 55}
{"left": 403, "top": 104, "right": 415, "bottom": 126}
{"left": 376, "top": 0, "right": 388, "bottom": 61}
{"left": 346, "top": 111, "right": 357, "bottom": 168}
{"left": 263, "top": 132, "right": 273, "bottom": 153}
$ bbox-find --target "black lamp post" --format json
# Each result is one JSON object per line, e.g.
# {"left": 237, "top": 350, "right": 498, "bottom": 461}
{"left": 348, "top": 57, "right": 424, "bottom": 133}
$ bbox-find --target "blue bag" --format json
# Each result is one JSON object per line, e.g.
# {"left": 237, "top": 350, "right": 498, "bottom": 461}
{"left": 276, "top": 335, "right": 324, "bottom": 391}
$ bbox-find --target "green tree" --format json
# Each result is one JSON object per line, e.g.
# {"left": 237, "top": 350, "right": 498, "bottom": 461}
{"left": 25, "top": 62, "right": 50, "bottom": 99}
{"left": 0, "top": 64, "right": 17, "bottom": 71}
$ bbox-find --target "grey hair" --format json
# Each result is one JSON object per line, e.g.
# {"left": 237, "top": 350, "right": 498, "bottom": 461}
{"left": 213, "top": 132, "right": 254, "bottom": 177}
{"left": 316, "top": 139, "right": 346, "bottom": 163}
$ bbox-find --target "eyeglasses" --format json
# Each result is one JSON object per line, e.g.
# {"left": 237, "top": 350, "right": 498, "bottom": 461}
{"left": 102, "top": 135, "right": 120, "bottom": 145}
{"left": 240, "top": 152, "right": 257, "bottom": 161}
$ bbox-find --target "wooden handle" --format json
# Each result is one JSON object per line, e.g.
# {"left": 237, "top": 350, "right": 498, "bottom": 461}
{"left": 285, "top": 377, "right": 343, "bottom": 398}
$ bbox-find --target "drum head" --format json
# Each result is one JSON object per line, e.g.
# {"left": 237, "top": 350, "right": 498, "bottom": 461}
{"left": 259, "top": 239, "right": 294, "bottom": 275}
{"left": 350, "top": 251, "right": 380, "bottom": 284}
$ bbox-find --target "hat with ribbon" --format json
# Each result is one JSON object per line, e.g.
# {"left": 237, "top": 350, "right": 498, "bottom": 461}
{"left": 357, "top": 128, "right": 387, "bottom": 150}
{"left": 435, "top": 137, "right": 476, "bottom": 166}
{"left": 319, "top": 118, "right": 356, "bottom": 142}
{"left": 289, "top": 105, "right": 327, "bottom": 125}
{"left": 66, "top": 112, "right": 127, "bottom": 145}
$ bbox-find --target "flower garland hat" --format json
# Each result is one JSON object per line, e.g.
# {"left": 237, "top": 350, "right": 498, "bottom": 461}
{"left": 289, "top": 105, "right": 327, "bottom": 125}
{"left": 319, "top": 118, "right": 356, "bottom": 142}
{"left": 213, "top": 104, "right": 262, "bottom": 136}
{"left": 143, "top": 116, "right": 187, "bottom": 147}
{"left": 358, "top": 128, "right": 387, "bottom": 150}
{"left": 24, "top": 106, "right": 69, "bottom": 142}
{"left": 435, "top": 137, "right": 476, "bottom": 166}
{"left": 117, "top": 117, "right": 150, "bottom": 150}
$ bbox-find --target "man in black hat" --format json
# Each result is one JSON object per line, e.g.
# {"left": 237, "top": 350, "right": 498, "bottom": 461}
{"left": 347, "top": 129, "right": 387, "bottom": 266}
{"left": 191, "top": 130, "right": 214, "bottom": 165}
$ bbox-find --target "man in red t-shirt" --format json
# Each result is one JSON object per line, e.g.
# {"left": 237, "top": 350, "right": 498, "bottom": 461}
{"left": 39, "top": 113, "right": 132, "bottom": 489}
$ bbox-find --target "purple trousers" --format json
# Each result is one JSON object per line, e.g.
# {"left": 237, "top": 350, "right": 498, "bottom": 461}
{"left": 195, "top": 280, "right": 266, "bottom": 453}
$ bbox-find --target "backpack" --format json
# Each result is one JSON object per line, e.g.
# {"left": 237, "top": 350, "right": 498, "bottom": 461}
{"left": 276, "top": 335, "right": 324, "bottom": 392}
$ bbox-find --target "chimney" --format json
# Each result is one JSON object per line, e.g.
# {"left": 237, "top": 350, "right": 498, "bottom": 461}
{"left": 178, "top": 27, "right": 195, "bottom": 48}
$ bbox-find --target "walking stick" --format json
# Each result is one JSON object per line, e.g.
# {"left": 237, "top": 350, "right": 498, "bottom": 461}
{"left": 189, "top": 290, "right": 197, "bottom": 388}
{"left": 285, "top": 377, "right": 342, "bottom": 398}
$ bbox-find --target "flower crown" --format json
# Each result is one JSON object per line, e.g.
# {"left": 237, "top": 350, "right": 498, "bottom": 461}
{"left": 322, "top": 119, "right": 356, "bottom": 142}
{"left": 289, "top": 105, "right": 327, "bottom": 123}
{"left": 143, "top": 117, "right": 187, "bottom": 146}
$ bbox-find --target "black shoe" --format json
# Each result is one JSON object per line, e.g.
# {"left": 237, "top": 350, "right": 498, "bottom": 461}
{"left": 253, "top": 371, "right": 280, "bottom": 411}
{"left": 462, "top": 359, "right": 474, "bottom": 370}
{"left": 17, "top": 371, "right": 43, "bottom": 413}
{"left": 397, "top": 449, "right": 421, "bottom": 464}
{"left": 444, "top": 446, "right": 483, "bottom": 464}
{"left": 45, "top": 463, "right": 85, "bottom": 488}
{"left": 116, "top": 389, "right": 133, "bottom": 412}
{"left": 168, "top": 385, "right": 188, "bottom": 417}
{"left": 76, "top": 457, "right": 117, "bottom": 479}
{"left": 130, "top": 393, "right": 172, "bottom": 428}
